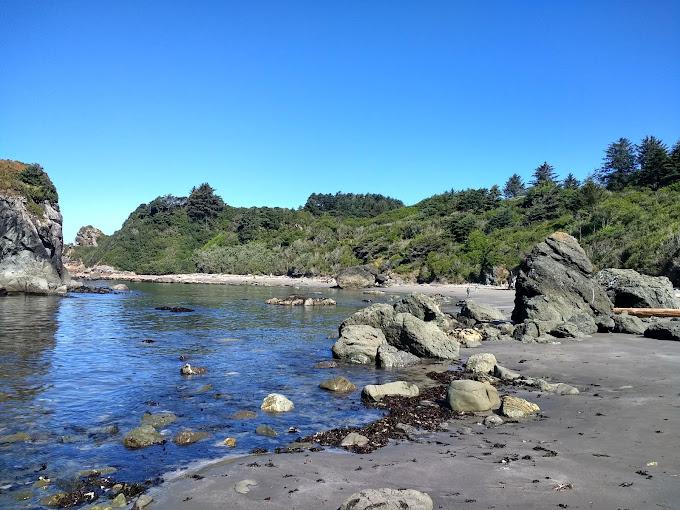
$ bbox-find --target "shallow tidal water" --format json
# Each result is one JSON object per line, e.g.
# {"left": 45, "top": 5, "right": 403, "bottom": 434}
{"left": 0, "top": 283, "right": 404, "bottom": 508}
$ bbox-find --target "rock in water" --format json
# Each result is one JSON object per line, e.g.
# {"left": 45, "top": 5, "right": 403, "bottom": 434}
{"left": 512, "top": 232, "right": 613, "bottom": 338}
{"left": 376, "top": 344, "right": 421, "bottom": 369}
{"left": 336, "top": 265, "right": 380, "bottom": 288}
{"left": 332, "top": 325, "right": 387, "bottom": 364}
{"left": 123, "top": 425, "right": 165, "bottom": 449}
{"left": 260, "top": 393, "right": 294, "bottom": 412}
{"left": 500, "top": 395, "right": 540, "bottom": 419}
{"left": 339, "top": 488, "right": 434, "bottom": 510}
{"left": 111, "top": 283, "right": 129, "bottom": 291}
{"left": 362, "top": 381, "right": 420, "bottom": 401}
{"left": 460, "top": 300, "right": 506, "bottom": 322}
{"left": 0, "top": 168, "right": 67, "bottom": 295}
{"left": 466, "top": 353, "right": 497, "bottom": 374}
{"left": 319, "top": 376, "right": 356, "bottom": 392}
{"left": 141, "top": 411, "right": 177, "bottom": 428}
{"left": 447, "top": 380, "right": 500, "bottom": 412}
{"left": 596, "top": 268, "right": 679, "bottom": 309}
{"left": 255, "top": 425, "right": 278, "bottom": 437}
{"left": 644, "top": 322, "right": 680, "bottom": 341}
{"left": 173, "top": 429, "right": 209, "bottom": 445}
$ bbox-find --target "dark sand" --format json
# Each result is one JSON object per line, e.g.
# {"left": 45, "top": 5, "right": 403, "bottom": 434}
{"left": 147, "top": 290, "right": 680, "bottom": 509}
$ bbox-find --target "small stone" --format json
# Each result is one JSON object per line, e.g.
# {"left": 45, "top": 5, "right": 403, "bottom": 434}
{"left": 341, "top": 432, "right": 369, "bottom": 447}
{"left": 319, "top": 376, "right": 356, "bottom": 393}
{"left": 466, "top": 353, "right": 497, "bottom": 374}
{"left": 260, "top": 393, "right": 294, "bottom": 413}
{"left": 234, "top": 479, "right": 258, "bottom": 494}
{"left": 500, "top": 395, "right": 540, "bottom": 419}
{"left": 173, "top": 429, "right": 209, "bottom": 445}
{"left": 111, "top": 493, "right": 127, "bottom": 507}
{"left": 111, "top": 283, "right": 129, "bottom": 291}
{"left": 134, "top": 494, "right": 153, "bottom": 510}
{"left": 483, "top": 415, "right": 504, "bottom": 428}
{"left": 232, "top": 410, "right": 257, "bottom": 419}
{"left": 255, "top": 425, "right": 278, "bottom": 437}
{"left": 224, "top": 437, "right": 237, "bottom": 447}
{"left": 362, "top": 381, "right": 419, "bottom": 401}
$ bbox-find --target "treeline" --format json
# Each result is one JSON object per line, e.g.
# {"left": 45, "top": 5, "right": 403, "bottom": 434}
{"left": 71, "top": 135, "right": 680, "bottom": 285}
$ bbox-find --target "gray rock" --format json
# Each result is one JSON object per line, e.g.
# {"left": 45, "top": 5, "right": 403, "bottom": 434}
{"left": 613, "top": 313, "right": 646, "bottom": 335}
{"left": 376, "top": 344, "right": 421, "bottom": 369}
{"left": 483, "top": 415, "right": 504, "bottom": 427}
{"left": 123, "top": 425, "right": 165, "bottom": 449}
{"left": 75, "top": 225, "right": 104, "bottom": 246}
{"left": 644, "top": 322, "right": 680, "bottom": 341}
{"left": 466, "top": 353, "right": 497, "bottom": 374}
{"left": 332, "top": 325, "right": 387, "bottom": 364}
{"left": 362, "top": 381, "right": 419, "bottom": 401}
{"left": 453, "top": 328, "right": 484, "bottom": 347}
{"left": 340, "top": 432, "right": 369, "bottom": 447}
{"left": 314, "top": 360, "right": 338, "bottom": 369}
{"left": 141, "top": 412, "right": 177, "bottom": 429}
{"left": 549, "top": 322, "right": 583, "bottom": 338}
{"left": 393, "top": 293, "right": 444, "bottom": 322}
{"left": 133, "top": 494, "right": 153, "bottom": 510}
{"left": 512, "top": 232, "right": 614, "bottom": 338}
{"left": 460, "top": 300, "right": 506, "bottom": 322}
{"left": 336, "top": 265, "right": 380, "bottom": 289}
{"left": 111, "top": 283, "right": 129, "bottom": 291}
{"left": 234, "top": 479, "right": 257, "bottom": 494}
{"left": 340, "top": 304, "right": 400, "bottom": 343}
{"left": 447, "top": 380, "right": 500, "bottom": 412}
{"left": 319, "top": 376, "right": 356, "bottom": 392}
{"left": 260, "top": 393, "right": 294, "bottom": 412}
{"left": 596, "top": 268, "right": 679, "bottom": 309}
{"left": 339, "top": 488, "right": 433, "bottom": 510}
{"left": 173, "top": 429, "right": 209, "bottom": 445}
{"left": 536, "top": 379, "right": 579, "bottom": 395}
{"left": 395, "top": 313, "right": 459, "bottom": 359}
{"left": 0, "top": 193, "right": 66, "bottom": 294}
{"left": 255, "top": 425, "right": 277, "bottom": 437}
{"left": 494, "top": 364, "right": 521, "bottom": 381}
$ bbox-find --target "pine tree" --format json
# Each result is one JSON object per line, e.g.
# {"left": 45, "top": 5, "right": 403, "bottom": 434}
{"left": 636, "top": 136, "right": 670, "bottom": 189}
{"left": 597, "top": 138, "right": 637, "bottom": 190}
{"left": 531, "top": 162, "right": 558, "bottom": 186}
{"left": 661, "top": 140, "right": 680, "bottom": 187}
{"left": 503, "top": 174, "right": 526, "bottom": 198}
{"left": 563, "top": 173, "right": 580, "bottom": 189}
{"left": 186, "top": 183, "right": 225, "bottom": 224}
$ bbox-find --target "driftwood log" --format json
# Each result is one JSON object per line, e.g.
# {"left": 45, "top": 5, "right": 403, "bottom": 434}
{"left": 613, "top": 307, "right": 680, "bottom": 318}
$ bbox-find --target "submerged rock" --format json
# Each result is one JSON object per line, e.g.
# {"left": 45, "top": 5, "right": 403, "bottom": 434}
{"left": 447, "top": 380, "right": 500, "bottom": 412}
{"left": 319, "top": 376, "right": 356, "bottom": 393}
{"left": 332, "top": 325, "right": 387, "bottom": 364}
{"left": 596, "top": 268, "right": 679, "bottom": 309}
{"left": 314, "top": 360, "right": 338, "bottom": 369}
{"left": 255, "top": 425, "right": 278, "bottom": 437}
{"left": 173, "top": 429, "right": 209, "bottom": 445}
{"left": 500, "top": 395, "right": 540, "bottom": 419}
{"left": 123, "top": 425, "right": 165, "bottom": 449}
{"left": 0, "top": 432, "right": 30, "bottom": 444}
{"left": 141, "top": 411, "right": 177, "bottom": 428}
{"left": 232, "top": 410, "right": 257, "bottom": 419}
{"left": 155, "top": 306, "right": 194, "bottom": 313}
{"left": 339, "top": 488, "right": 433, "bottom": 510}
{"left": 362, "top": 381, "right": 420, "bottom": 401}
{"left": 260, "top": 393, "right": 294, "bottom": 412}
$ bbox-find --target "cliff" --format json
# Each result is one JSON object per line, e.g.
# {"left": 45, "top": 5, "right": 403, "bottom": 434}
{"left": 0, "top": 160, "right": 67, "bottom": 294}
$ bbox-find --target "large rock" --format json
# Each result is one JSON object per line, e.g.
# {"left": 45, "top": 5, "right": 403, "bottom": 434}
{"left": 123, "top": 425, "right": 165, "bottom": 449}
{"left": 393, "top": 293, "right": 444, "bottom": 322}
{"left": 376, "top": 344, "right": 421, "bottom": 369}
{"left": 260, "top": 393, "right": 294, "bottom": 412}
{"left": 0, "top": 191, "right": 67, "bottom": 295}
{"left": 339, "top": 488, "right": 433, "bottom": 510}
{"left": 596, "top": 268, "right": 679, "bottom": 309}
{"left": 644, "top": 322, "right": 680, "bottom": 341}
{"left": 362, "top": 381, "right": 419, "bottom": 401}
{"left": 336, "top": 265, "right": 380, "bottom": 289}
{"left": 460, "top": 300, "right": 506, "bottom": 322}
{"left": 340, "top": 303, "right": 400, "bottom": 343}
{"left": 447, "top": 380, "right": 500, "bottom": 412}
{"left": 612, "top": 313, "right": 646, "bottom": 335}
{"left": 466, "top": 353, "right": 497, "bottom": 374}
{"left": 394, "top": 313, "right": 459, "bottom": 359}
{"left": 332, "top": 325, "right": 387, "bottom": 364}
{"left": 74, "top": 225, "right": 104, "bottom": 247}
{"left": 499, "top": 395, "right": 540, "bottom": 419}
{"left": 512, "top": 232, "right": 614, "bottom": 336}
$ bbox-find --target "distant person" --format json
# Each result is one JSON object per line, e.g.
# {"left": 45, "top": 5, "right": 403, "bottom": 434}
{"left": 466, "top": 286, "right": 470, "bottom": 298}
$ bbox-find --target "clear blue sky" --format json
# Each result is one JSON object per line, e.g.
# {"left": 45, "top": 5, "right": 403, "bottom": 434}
{"left": 1, "top": 1, "right": 679, "bottom": 242}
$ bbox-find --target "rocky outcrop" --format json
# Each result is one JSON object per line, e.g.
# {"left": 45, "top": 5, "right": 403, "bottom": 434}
{"left": 396, "top": 313, "right": 459, "bottom": 359}
{"left": 596, "top": 268, "right": 679, "bottom": 309}
{"left": 512, "top": 232, "right": 614, "bottom": 340}
{"left": 336, "top": 265, "right": 386, "bottom": 288}
{"left": 644, "top": 321, "right": 680, "bottom": 341}
{"left": 612, "top": 313, "right": 646, "bottom": 335}
{"left": 0, "top": 194, "right": 67, "bottom": 294}
{"left": 74, "top": 225, "right": 104, "bottom": 247}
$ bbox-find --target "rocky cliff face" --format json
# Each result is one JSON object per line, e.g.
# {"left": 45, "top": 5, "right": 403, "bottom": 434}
{"left": 75, "top": 225, "right": 104, "bottom": 247}
{"left": 0, "top": 194, "right": 67, "bottom": 294}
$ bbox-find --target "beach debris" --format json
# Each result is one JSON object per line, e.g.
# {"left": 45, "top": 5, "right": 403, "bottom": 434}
{"left": 447, "top": 380, "right": 500, "bottom": 412}
{"left": 234, "top": 479, "right": 258, "bottom": 494}
{"left": 261, "top": 393, "right": 294, "bottom": 412}
{"left": 552, "top": 482, "right": 574, "bottom": 492}
{"left": 339, "top": 488, "right": 433, "bottom": 510}
{"left": 362, "top": 381, "right": 419, "bottom": 402}
{"left": 319, "top": 376, "right": 357, "bottom": 393}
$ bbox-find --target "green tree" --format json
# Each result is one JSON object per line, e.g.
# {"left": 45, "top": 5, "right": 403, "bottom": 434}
{"left": 563, "top": 173, "right": 580, "bottom": 189}
{"left": 19, "top": 164, "right": 58, "bottom": 204}
{"left": 531, "top": 162, "right": 558, "bottom": 186}
{"left": 636, "top": 136, "right": 669, "bottom": 190}
{"left": 597, "top": 137, "right": 637, "bottom": 190}
{"left": 186, "top": 183, "right": 225, "bottom": 224}
{"left": 503, "top": 173, "right": 525, "bottom": 198}
{"left": 661, "top": 140, "right": 680, "bottom": 187}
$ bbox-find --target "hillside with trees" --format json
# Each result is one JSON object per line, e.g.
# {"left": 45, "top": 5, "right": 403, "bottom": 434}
{"left": 71, "top": 136, "right": 680, "bottom": 285}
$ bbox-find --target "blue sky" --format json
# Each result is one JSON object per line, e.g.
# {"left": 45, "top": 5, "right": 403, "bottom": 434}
{"left": 1, "top": 1, "right": 679, "bottom": 242}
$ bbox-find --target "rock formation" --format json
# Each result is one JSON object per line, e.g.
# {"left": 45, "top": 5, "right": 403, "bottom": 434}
{"left": 512, "top": 232, "right": 613, "bottom": 340}
{"left": 74, "top": 225, "right": 104, "bottom": 247}
{"left": 336, "top": 265, "right": 387, "bottom": 288}
{"left": 0, "top": 177, "right": 68, "bottom": 294}
{"left": 596, "top": 268, "right": 679, "bottom": 309}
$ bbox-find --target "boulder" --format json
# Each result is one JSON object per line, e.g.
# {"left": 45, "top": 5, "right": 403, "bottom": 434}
{"left": 447, "top": 380, "right": 500, "bottom": 412}
{"left": 393, "top": 293, "right": 444, "bottom": 322}
{"left": 362, "top": 381, "right": 420, "bottom": 401}
{"left": 596, "top": 268, "right": 679, "bottom": 309}
{"left": 332, "top": 325, "right": 387, "bottom": 364}
{"left": 460, "top": 300, "right": 506, "bottom": 322}
{"left": 340, "top": 432, "right": 369, "bottom": 447}
{"left": 339, "top": 489, "right": 433, "bottom": 510}
{"left": 499, "top": 395, "right": 540, "bottom": 419}
{"left": 395, "top": 313, "right": 459, "bottom": 359}
{"left": 644, "top": 322, "right": 680, "bottom": 341}
{"left": 466, "top": 353, "right": 497, "bottom": 374}
{"left": 452, "top": 328, "right": 483, "bottom": 347}
{"left": 260, "top": 393, "right": 294, "bottom": 412}
{"left": 340, "top": 303, "right": 400, "bottom": 344}
{"left": 319, "top": 376, "right": 356, "bottom": 393}
{"left": 612, "top": 313, "right": 646, "bottom": 335}
{"left": 336, "top": 265, "right": 379, "bottom": 289}
{"left": 123, "top": 425, "right": 165, "bottom": 449}
{"left": 0, "top": 191, "right": 67, "bottom": 294}
{"left": 173, "top": 429, "right": 209, "bottom": 445}
{"left": 376, "top": 344, "right": 421, "bottom": 369}
{"left": 512, "top": 232, "right": 614, "bottom": 337}
{"left": 74, "top": 225, "right": 104, "bottom": 247}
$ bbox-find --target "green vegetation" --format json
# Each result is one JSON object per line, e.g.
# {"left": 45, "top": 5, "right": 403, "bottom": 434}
{"left": 71, "top": 135, "right": 680, "bottom": 282}
{"left": 0, "top": 160, "right": 59, "bottom": 216}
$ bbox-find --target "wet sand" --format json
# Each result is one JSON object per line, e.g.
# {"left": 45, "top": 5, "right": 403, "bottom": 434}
{"left": 147, "top": 331, "right": 680, "bottom": 509}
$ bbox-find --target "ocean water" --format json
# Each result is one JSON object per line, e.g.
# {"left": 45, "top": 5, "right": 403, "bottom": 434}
{"left": 0, "top": 283, "right": 404, "bottom": 508}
